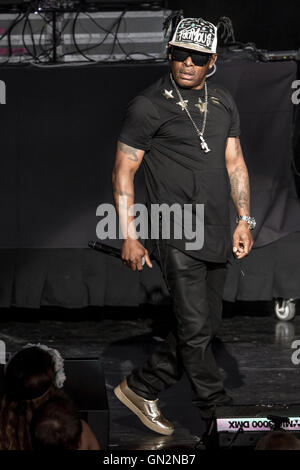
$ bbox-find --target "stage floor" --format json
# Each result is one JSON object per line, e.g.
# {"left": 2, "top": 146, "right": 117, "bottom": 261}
{"left": 0, "top": 303, "right": 299, "bottom": 450}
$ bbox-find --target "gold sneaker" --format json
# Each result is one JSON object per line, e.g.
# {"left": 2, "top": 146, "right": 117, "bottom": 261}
{"left": 114, "top": 379, "right": 174, "bottom": 436}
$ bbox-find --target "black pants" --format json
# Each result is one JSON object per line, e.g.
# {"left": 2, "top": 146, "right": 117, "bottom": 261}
{"left": 127, "top": 240, "right": 228, "bottom": 417}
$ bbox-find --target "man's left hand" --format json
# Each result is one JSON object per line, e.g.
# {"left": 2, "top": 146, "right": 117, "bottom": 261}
{"left": 232, "top": 221, "right": 254, "bottom": 259}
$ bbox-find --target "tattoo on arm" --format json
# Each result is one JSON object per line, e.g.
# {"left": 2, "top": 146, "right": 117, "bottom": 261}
{"left": 229, "top": 165, "right": 250, "bottom": 214}
{"left": 119, "top": 143, "right": 139, "bottom": 162}
{"left": 238, "top": 190, "right": 248, "bottom": 209}
{"left": 226, "top": 138, "right": 251, "bottom": 215}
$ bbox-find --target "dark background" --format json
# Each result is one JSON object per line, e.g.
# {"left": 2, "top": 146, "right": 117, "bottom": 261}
{"left": 0, "top": 60, "right": 298, "bottom": 249}
{"left": 167, "top": 0, "right": 300, "bottom": 51}
{"left": 1, "top": 1, "right": 300, "bottom": 307}
{"left": 1, "top": 59, "right": 299, "bottom": 307}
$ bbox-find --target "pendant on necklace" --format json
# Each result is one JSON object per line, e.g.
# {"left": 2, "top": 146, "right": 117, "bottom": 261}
{"left": 199, "top": 135, "right": 211, "bottom": 153}
{"left": 176, "top": 99, "right": 188, "bottom": 110}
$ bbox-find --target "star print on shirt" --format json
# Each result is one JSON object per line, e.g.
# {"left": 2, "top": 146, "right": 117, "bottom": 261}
{"left": 176, "top": 99, "right": 188, "bottom": 110}
{"left": 162, "top": 89, "right": 174, "bottom": 99}
{"left": 195, "top": 98, "right": 207, "bottom": 113}
{"left": 210, "top": 96, "right": 220, "bottom": 105}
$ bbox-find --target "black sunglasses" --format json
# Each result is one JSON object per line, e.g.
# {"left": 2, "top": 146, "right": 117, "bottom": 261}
{"left": 170, "top": 46, "right": 211, "bottom": 67}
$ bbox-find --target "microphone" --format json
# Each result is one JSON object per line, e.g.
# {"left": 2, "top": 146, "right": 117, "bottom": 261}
{"left": 88, "top": 240, "right": 145, "bottom": 266}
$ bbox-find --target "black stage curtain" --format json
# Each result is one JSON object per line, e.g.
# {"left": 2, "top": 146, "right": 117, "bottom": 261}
{"left": 223, "top": 232, "right": 300, "bottom": 301}
{"left": 0, "top": 59, "right": 299, "bottom": 307}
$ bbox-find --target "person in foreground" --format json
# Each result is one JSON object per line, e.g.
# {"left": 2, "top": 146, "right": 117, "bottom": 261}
{"left": 112, "top": 17, "right": 255, "bottom": 435}
{"left": 255, "top": 430, "right": 300, "bottom": 450}
{"left": 30, "top": 393, "right": 100, "bottom": 450}
{"left": 0, "top": 344, "right": 99, "bottom": 450}
{"left": 0, "top": 345, "right": 60, "bottom": 449}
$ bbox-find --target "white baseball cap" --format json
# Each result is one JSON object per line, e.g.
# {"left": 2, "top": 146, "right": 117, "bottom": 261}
{"left": 169, "top": 17, "right": 218, "bottom": 54}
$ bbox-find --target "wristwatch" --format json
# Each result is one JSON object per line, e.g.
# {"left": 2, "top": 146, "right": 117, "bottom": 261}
{"left": 236, "top": 215, "right": 256, "bottom": 230}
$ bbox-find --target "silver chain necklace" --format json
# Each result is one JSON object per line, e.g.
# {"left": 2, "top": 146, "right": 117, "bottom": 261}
{"left": 170, "top": 73, "right": 211, "bottom": 154}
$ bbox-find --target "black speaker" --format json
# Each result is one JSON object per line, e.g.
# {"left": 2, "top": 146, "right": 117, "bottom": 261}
{"left": 64, "top": 358, "right": 109, "bottom": 450}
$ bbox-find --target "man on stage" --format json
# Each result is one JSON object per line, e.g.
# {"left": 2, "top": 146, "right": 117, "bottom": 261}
{"left": 112, "top": 17, "right": 255, "bottom": 435}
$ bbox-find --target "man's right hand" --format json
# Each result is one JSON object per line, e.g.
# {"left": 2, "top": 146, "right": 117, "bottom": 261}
{"left": 121, "top": 239, "right": 152, "bottom": 271}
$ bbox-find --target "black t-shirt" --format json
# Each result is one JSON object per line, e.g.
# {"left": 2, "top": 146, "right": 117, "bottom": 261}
{"left": 119, "top": 72, "right": 241, "bottom": 263}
